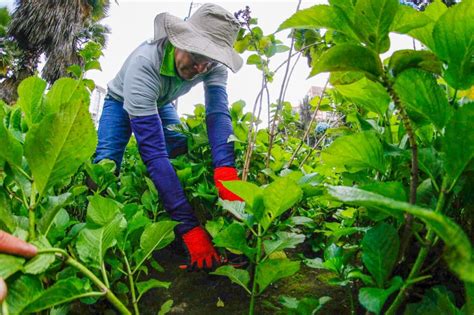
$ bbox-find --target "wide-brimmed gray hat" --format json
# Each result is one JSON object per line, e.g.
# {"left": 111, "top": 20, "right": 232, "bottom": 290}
{"left": 154, "top": 3, "right": 243, "bottom": 73}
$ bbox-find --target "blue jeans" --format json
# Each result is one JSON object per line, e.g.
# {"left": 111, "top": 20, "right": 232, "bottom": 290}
{"left": 94, "top": 95, "right": 188, "bottom": 168}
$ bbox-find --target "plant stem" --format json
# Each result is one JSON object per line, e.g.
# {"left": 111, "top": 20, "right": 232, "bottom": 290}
{"left": 28, "top": 183, "right": 37, "bottom": 240}
{"left": 249, "top": 224, "right": 262, "bottom": 315}
{"left": 2, "top": 300, "right": 9, "bottom": 315}
{"left": 265, "top": 0, "right": 302, "bottom": 169}
{"left": 386, "top": 186, "right": 446, "bottom": 315}
{"left": 286, "top": 79, "right": 328, "bottom": 168}
{"left": 66, "top": 256, "right": 131, "bottom": 315}
{"left": 122, "top": 250, "right": 140, "bottom": 315}
{"left": 101, "top": 262, "right": 110, "bottom": 288}
{"left": 347, "top": 285, "right": 355, "bottom": 315}
{"left": 385, "top": 79, "right": 418, "bottom": 264}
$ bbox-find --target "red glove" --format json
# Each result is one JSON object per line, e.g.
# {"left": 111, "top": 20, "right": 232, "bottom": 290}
{"left": 181, "top": 226, "right": 223, "bottom": 271}
{"left": 213, "top": 167, "right": 243, "bottom": 201}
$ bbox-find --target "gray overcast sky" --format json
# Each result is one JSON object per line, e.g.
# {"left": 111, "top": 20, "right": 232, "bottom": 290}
{"left": 1, "top": 0, "right": 413, "bottom": 122}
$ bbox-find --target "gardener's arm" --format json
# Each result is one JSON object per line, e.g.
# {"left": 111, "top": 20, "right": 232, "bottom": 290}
{"left": 0, "top": 230, "right": 37, "bottom": 302}
{"left": 204, "top": 65, "right": 243, "bottom": 201}
{"left": 122, "top": 57, "right": 222, "bottom": 270}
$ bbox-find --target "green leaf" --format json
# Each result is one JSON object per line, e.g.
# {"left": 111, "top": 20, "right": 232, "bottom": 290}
{"left": 358, "top": 276, "right": 404, "bottom": 314}
{"left": 24, "top": 236, "right": 55, "bottom": 275}
{"left": 85, "top": 60, "right": 102, "bottom": 72}
{"left": 321, "top": 131, "right": 386, "bottom": 173}
{"left": 256, "top": 259, "right": 300, "bottom": 294}
{"left": 136, "top": 279, "right": 171, "bottom": 298}
{"left": 213, "top": 222, "right": 255, "bottom": 259}
{"left": 24, "top": 101, "right": 97, "bottom": 198}
{"left": 67, "top": 65, "right": 82, "bottom": 78}
{"left": 408, "top": 0, "right": 447, "bottom": 52}
{"left": 0, "top": 254, "right": 25, "bottom": 279}
{"left": 44, "top": 78, "right": 89, "bottom": 116}
{"left": 247, "top": 54, "right": 262, "bottom": 65}
{"left": 158, "top": 299, "right": 174, "bottom": 315}
{"left": 404, "top": 285, "right": 461, "bottom": 315}
{"left": 388, "top": 50, "right": 442, "bottom": 77}
{"left": 394, "top": 69, "right": 451, "bottom": 130}
{"left": 5, "top": 275, "right": 43, "bottom": 314}
{"left": 0, "top": 107, "right": 23, "bottom": 167}
{"left": 390, "top": 5, "right": 432, "bottom": 34}
{"left": 86, "top": 195, "right": 122, "bottom": 226}
{"left": 24, "top": 278, "right": 88, "bottom": 313}
{"left": 327, "top": 185, "right": 474, "bottom": 283}
{"left": 16, "top": 76, "right": 47, "bottom": 126}
{"left": 432, "top": 0, "right": 474, "bottom": 89}
{"left": 311, "top": 44, "right": 383, "bottom": 78}
{"left": 443, "top": 103, "right": 474, "bottom": 190}
{"left": 362, "top": 223, "right": 399, "bottom": 288}
{"left": 261, "top": 177, "right": 303, "bottom": 231}
{"left": 335, "top": 77, "right": 391, "bottom": 115}
{"left": 278, "top": 5, "right": 358, "bottom": 41}
{"left": 135, "top": 221, "right": 178, "bottom": 271}
{"left": 353, "top": 0, "right": 399, "bottom": 53}
{"left": 76, "top": 214, "right": 126, "bottom": 269}
{"left": 263, "top": 232, "right": 305, "bottom": 257}
{"left": 210, "top": 265, "right": 250, "bottom": 293}
{"left": 361, "top": 182, "right": 407, "bottom": 202}
{"left": 222, "top": 180, "right": 262, "bottom": 209}
{"left": 38, "top": 193, "right": 73, "bottom": 235}
{"left": 219, "top": 200, "right": 249, "bottom": 221}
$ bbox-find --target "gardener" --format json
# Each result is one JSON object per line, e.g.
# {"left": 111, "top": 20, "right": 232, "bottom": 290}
{"left": 0, "top": 230, "right": 38, "bottom": 302}
{"left": 92, "top": 3, "right": 243, "bottom": 271}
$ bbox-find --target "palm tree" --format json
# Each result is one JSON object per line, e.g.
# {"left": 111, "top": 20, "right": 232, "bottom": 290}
{"left": 0, "top": 0, "right": 110, "bottom": 104}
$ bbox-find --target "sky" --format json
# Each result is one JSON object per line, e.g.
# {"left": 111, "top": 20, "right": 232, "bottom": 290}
{"left": 1, "top": 0, "right": 414, "bottom": 121}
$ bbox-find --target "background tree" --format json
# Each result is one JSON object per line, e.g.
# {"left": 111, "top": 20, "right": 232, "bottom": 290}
{"left": 0, "top": 0, "right": 111, "bottom": 104}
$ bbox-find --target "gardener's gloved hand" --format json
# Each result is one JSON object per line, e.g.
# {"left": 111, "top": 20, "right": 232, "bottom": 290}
{"left": 180, "top": 226, "right": 223, "bottom": 271}
{"left": 0, "top": 230, "right": 37, "bottom": 303}
{"left": 213, "top": 166, "right": 243, "bottom": 201}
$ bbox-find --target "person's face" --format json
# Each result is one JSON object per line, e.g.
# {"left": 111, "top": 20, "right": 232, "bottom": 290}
{"left": 174, "top": 48, "right": 216, "bottom": 80}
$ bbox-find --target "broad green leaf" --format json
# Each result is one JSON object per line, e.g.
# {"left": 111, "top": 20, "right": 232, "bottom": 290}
{"left": 388, "top": 50, "right": 442, "bottom": 77}
{"left": 362, "top": 223, "right": 399, "bottom": 288}
{"left": 390, "top": 5, "right": 432, "bottom": 34}
{"left": 24, "top": 278, "right": 88, "bottom": 313}
{"left": 0, "top": 254, "right": 25, "bottom": 279}
{"left": 256, "top": 259, "right": 300, "bottom": 294}
{"left": 16, "top": 76, "right": 47, "bottom": 126}
{"left": 432, "top": 0, "right": 474, "bottom": 89}
{"left": 135, "top": 221, "right": 178, "bottom": 271}
{"left": 280, "top": 295, "right": 332, "bottom": 314}
{"left": 262, "top": 177, "right": 302, "bottom": 229}
{"left": 86, "top": 195, "right": 122, "bottom": 226}
{"left": 359, "top": 276, "right": 404, "bottom": 314}
{"left": 335, "top": 77, "right": 390, "bottom": 115}
{"left": 311, "top": 44, "right": 383, "bottom": 78}
{"left": 327, "top": 185, "right": 474, "bottom": 283}
{"left": 136, "top": 279, "right": 171, "bottom": 298}
{"left": 263, "top": 232, "right": 305, "bottom": 257}
{"left": 278, "top": 5, "right": 358, "bottom": 41}
{"left": 361, "top": 182, "right": 407, "bottom": 202}
{"left": 158, "top": 299, "right": 174, "bottom": 315}
{"left": 219, "top": 200, "right": 249, "bottom": 221}
{"left": 329, "top": 0, "right": 355, "bottom": 20}
{"left": 44, "top": 78, "right": 89, "bottom": 116}
{"left": 38, "top": 192, "right": 73, "bottom": 235}
{"left": 321, "top": 131, "right": 386, "bottom": 173}
{"left": 24, "top": 101, "right": 97, "bottom": 198}
{"left": 85, "top": 60, "right": 101, "bottom": 71}
{"left": 0, "top": 107, "right": 23, "bottom": 167}
{"left": 394, "top": 69, "right": 451, "bottom": 130}
{"left": 222, "top": 180, "right": 262, "bottom": 210}
{"left": 408, "top": 0, "right": 447, "bottom": 51}
{"left": 443, "top": 103, "right": 474, "bottom": 190}
{"left": 76, "top": 214, "right": 126, "bottom": 269}
{"left": 213, "top": 222, "right": 255, "bottom": 259}
{"left": 24, "top": 236, "right": 55, "bottom": 275}
{"left": 353, "top": 0, "right": 399, "bottom": 53}
{"left": 211, "top": 265, "right": 250, "bottom": 293}
{"left": 5, "top": 275, "right": 43, "bottom": 314}
{"left": 404, "top": 285, "right": 461, "bottom": 315}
